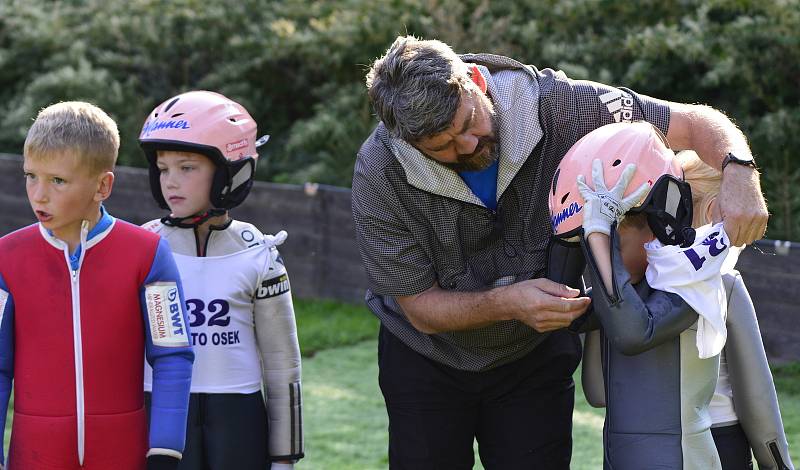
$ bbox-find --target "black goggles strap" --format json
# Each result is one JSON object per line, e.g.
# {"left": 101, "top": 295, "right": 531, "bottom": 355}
{"left": 161, "top": 208, "right": 227, "bottom": 228}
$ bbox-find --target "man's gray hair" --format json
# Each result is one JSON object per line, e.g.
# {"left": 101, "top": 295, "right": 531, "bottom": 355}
{"left": 366, "top": 35, "right": 472, "bottom": 142}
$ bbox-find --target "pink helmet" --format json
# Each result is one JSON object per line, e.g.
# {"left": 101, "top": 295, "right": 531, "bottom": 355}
{"left": 549, "top": 121, "right": 694, "bottom": 245}
{"left": 139, "top": 91, "right": 267, "bottom": 211}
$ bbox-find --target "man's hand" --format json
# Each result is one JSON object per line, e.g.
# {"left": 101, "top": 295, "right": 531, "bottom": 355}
{"left": 396, "top": 279, "right": 590, "bottom": 335}
{"left": 502, "top": 278, "right": 591, "bottom": 332}
{"left": 666, "top": 102, "right": 768, "bottom": 246}
{"left": 719, "top": 163, "right": 768, "bottom": 246}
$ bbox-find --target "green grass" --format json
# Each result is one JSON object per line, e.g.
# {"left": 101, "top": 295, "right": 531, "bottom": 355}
{"left": 774, "top": 362, "right": 800, "bottom": 396}
{"left": 294, "top": 298, "right": 379, "bottom": 357}
{"left": 299, "top": 340, "right": 388, "bottom": 469}
{"left": 774, "top": 362, "right": 800, "bottom": 450}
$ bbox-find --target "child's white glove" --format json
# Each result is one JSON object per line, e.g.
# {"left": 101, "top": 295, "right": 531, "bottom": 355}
{"left": 577, "top": 159, "right": 650, "bottom": 237}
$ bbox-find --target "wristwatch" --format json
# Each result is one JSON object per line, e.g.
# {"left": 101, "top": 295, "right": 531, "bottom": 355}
{"left": 721, "top": 152, "right": 757, "bottom": 171}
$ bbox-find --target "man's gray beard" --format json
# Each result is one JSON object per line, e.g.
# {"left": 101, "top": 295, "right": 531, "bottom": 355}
{"left": 440, "top": 111, "right": 500, "bottom": 172}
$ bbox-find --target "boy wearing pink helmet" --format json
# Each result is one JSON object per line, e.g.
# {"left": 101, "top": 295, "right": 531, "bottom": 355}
{"left": 139, "top": 91, "right": 304, "bottom": 470}
{"left": 548, "top": 121, "right": 728, "bottom": 469}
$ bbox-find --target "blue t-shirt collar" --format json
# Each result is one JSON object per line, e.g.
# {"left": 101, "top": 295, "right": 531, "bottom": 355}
{"left": 458, "top": 159, "right": 499, "bottom": 211}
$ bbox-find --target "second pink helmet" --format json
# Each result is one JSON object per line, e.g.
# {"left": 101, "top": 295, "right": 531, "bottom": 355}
{"left": 139, "top": 90, "right": 267, "bottom": 210}
{"left": 549, "top": 121, "right": 694, "bottom": 246}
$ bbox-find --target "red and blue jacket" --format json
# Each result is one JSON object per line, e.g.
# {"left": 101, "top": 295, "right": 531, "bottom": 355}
{"left": 0, "top": 208, "right": 194, "bottom": 469}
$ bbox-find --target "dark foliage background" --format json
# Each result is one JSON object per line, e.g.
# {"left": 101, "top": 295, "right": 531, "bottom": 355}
{"left": 1, "top": 0, "right": 797, "bottom": 238}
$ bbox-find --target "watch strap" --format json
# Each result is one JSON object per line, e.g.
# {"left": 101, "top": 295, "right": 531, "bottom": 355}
{"left": 722, "top": 152, "right": 757, "bottom": 171}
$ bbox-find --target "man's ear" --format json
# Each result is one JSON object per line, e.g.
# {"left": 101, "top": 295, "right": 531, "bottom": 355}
{"left": 95, "top": 171, "right": 115, "bottom": 202}
{"left": 470, "top": 65, "right": 487, "bottom": 94}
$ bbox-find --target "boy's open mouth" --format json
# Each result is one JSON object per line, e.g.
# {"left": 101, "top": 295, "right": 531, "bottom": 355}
{"left": 35, "top": 210, "right": 52, "bottom": 222}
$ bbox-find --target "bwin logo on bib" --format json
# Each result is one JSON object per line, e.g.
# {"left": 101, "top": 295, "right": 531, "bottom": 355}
{"left": 146, "top": 282, "right": 189, "bottom": 347}
{"left": 599, "top": 90, "right": 634, "bottom": 123}
{"left": 257, "top": 274, "right": 291, "bottom": 299}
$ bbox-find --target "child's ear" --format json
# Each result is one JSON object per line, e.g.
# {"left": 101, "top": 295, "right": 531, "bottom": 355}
{"left": 95, "top": 171, "right": 115, "bottom": 202}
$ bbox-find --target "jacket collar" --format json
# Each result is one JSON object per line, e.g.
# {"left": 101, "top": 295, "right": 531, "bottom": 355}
{"left": 38, "top": 205, "right": 116, "bottom": 251}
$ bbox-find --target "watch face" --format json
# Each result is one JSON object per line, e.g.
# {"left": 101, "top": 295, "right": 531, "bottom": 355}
{"left": 732, "top": 153, "right": 754, "bottom": 162}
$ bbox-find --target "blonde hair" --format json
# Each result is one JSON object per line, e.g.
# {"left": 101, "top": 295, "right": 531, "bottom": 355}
{"left": 676, "top": 150, "right": 722, "bottom": 227}
{"left": 24, "top": 101, "right": 119, "bottom": 175}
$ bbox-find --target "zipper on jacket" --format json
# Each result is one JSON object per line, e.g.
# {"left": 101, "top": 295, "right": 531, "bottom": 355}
{"left": 63, "top": 221, "right": 89, "bottom": 466}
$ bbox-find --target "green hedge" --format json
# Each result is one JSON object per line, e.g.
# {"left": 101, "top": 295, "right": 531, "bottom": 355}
{"left": 1, "top": 0, "right": 797, "bottom": 238}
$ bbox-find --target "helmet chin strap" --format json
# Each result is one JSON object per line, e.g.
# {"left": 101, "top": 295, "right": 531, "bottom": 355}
{"left": 161, "top": 208, "right": 227, "bottom": 228}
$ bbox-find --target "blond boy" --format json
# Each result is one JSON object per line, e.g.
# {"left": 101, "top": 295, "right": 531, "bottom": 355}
{"left": 0, "top": 102, "right": 193, "bottom": 470}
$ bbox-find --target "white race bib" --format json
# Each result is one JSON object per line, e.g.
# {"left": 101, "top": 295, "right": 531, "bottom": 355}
{"left": 645, "top": 222, "right": 730, "bottom": 358}
{"left": 145, "top": 244, "right": 272, "bottom": 393}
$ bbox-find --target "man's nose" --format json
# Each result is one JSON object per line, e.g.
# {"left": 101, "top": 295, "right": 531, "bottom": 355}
{"left": 454, "top": 133, "right": 479, "bottom": 155}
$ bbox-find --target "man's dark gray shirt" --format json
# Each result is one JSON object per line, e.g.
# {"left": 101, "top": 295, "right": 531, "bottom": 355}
{"left": 352, "top": 53, "right": 670, "bottom": 371}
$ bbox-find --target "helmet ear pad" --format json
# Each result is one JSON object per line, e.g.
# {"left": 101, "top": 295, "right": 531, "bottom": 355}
{"left": 142, "top": 147, "right": 170, "bottom": 210}
{"left": 148, "top": 161, "right": 170, "bottom": 210}
{"left": 630, "top": 175, "right": 695, "bottom": 247}
{"left": 210, "top": 157, "right": 256, "bottom": 210}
